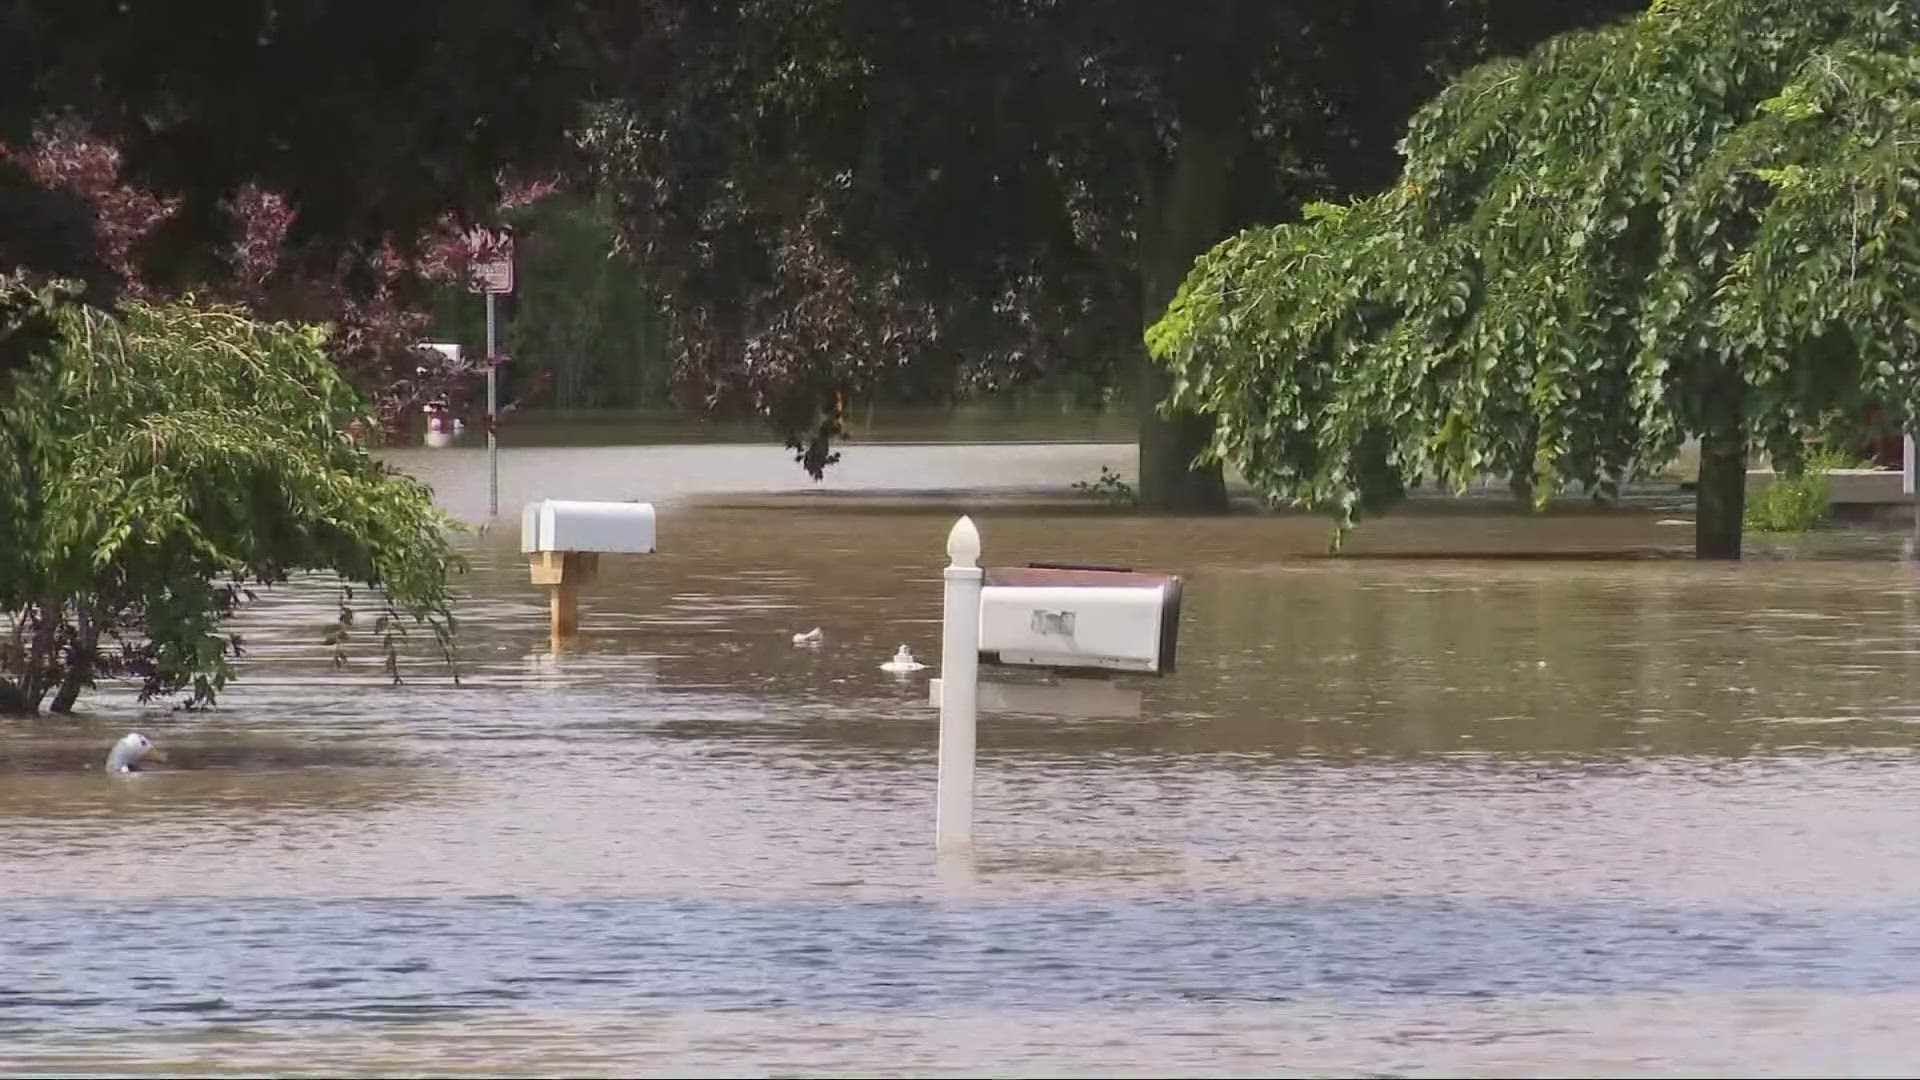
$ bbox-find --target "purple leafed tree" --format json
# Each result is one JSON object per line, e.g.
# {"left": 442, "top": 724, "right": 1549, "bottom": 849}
{"left": 4, "top": 124, "right": 555, "bottom": 435}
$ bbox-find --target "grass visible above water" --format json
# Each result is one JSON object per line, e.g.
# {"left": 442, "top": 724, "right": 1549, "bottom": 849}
{"left": 1745, "top": 448, "right": 1859, "bottom": 534}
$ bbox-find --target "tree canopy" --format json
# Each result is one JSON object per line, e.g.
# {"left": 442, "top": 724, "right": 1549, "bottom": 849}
{"left": 2, "top": 0, "right": 595, "bottom": 287}
{"left": 583, "top": 0, "right": 1638, "bottom": 498}
{"left": 428, "top": 194, "right": 672, "bottom": 413}
{"left": 1, "top": 0, "right": 600, "bottom": 408}
{"left": 0, "top": 278, "right": 460, "bottom": 716}
{"left": 1148, "top": 0, "right": 1920, "bottom": 557}
{"left": 1, "top": 126, "right": 542, "bottom": 429}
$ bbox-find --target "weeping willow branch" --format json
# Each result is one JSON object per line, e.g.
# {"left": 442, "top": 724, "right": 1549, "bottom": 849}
{"left": 0, "top": 278, "right": 463, "bottom": 715}
{"left": 1148, "top": 0, "right": 1920, "bottom": 559}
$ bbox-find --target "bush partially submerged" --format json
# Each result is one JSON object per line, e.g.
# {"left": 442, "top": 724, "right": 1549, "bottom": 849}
{"left": 0, "top": 278, "right": 461, "bottom": 716}
{"left": 1744, "top": 447, "right": 1855, "bottom": 533}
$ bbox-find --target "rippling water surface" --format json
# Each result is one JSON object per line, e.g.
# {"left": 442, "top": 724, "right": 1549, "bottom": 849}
{"left": 6, "top": 440, "right": 1920, "bottom": 1076}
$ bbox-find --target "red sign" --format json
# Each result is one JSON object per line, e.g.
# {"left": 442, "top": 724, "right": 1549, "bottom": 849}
{"left": 467, "top": 228, "right": 515, "bottom": 294}
{"left": 473, "top": 257, "right": 514, "bottom": 295}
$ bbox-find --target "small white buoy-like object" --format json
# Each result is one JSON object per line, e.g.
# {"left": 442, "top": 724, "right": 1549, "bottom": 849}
{"left": 881, "top": 644, "right": 928, "bottom": 674}
{"left": 105, "top": 732, "right": 165, "bottom": 774}
{"left": 792, "top": 627, "right": 825, "bottom": 646}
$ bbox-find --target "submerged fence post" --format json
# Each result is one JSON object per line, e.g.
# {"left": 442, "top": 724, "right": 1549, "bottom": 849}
{"left": 1905, "top": 433, "right": 1918, "bottom": 544}
{"left": 936, "top": 515, "right": 983, "bottom": 849}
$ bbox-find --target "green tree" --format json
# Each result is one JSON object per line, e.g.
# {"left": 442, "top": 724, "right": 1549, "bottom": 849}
{"left": 1149, "top": 0, "right": 1920, "bottom": 558}
{"left": 430, "top": 196, "right": 672, "bottom": 411}
{"left": 583, "top": 0, "right": 1638, "bottom": 501}
{"left": 0, "top": 278, "right": 460, "bottom": 716}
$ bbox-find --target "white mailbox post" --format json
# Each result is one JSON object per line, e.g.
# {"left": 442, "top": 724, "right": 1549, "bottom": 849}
{"left": 929, "top": 516, "right": 1184, "bottom": 849}
{"left": 1904, "top": 434, "right": 1918, "bottom": 540}
{"left": 521, "top": 499, "right": 657, "bottom": 640}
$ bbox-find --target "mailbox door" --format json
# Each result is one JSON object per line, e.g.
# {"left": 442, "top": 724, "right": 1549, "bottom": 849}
{"left": 520, "top": 502, "right": 544, "bottom": 553}
{"left": 978, "top": 584, "right": 1168, "bottom": 673}
{"left": 979, "top": 566, "right": 1182, "bottom": 675}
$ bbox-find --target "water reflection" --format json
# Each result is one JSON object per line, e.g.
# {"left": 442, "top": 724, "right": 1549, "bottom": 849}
{"left": 409, "top": 404, "right": 1138, "bottom": 451}
{"left": 7, "top": 891, "right": 1920, "bottom": 1075}
{"left": 386, "top": 441, "right": 1145, "bottom": 524}
{"left": 446, "top": 504, "right": 1920, "bottom": 758}
{"left": 0, "top": 768, "right": 432, "bottom": 825}
{"left": 17, "top": 993, "right": 1920, "bottom": 1076}
{"left": 6, "top": 445, "right": 1920, "bottom": 1074}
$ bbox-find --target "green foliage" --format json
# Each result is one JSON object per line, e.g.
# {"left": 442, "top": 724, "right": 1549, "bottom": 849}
{"left": 1148, "top": 0, "right": 1920, "bottom": 556}
{"left": 1743, "top": 449, "right": 1849, "bottom": 533}
{"left": 0, "top": 278, "right": 461, "bottom": 716}
{"left": 583, "top": 0, "right": 1639, "bottom": 497}
{"left": 1743, "top": 445, "right": 1865, "bottom": 532}
{"left": 431, "top": 196, "right": 672, "bottom": 410}
{"left": 3, "top": 0, "right": 594, "bottom": 276}
{"left": 1071, "top": 466, "right": 1141, "bottom": 508}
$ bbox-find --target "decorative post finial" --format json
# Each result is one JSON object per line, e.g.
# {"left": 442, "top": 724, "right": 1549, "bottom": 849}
{"left": 936, "top": 513, "right": 983, "bottom": 848}
{"left": 946, "top": 515, "right": 981, "bottom": 568}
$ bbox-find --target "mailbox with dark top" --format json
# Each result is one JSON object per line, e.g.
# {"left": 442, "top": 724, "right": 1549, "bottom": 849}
{"left": 978, "top": 563, "right": 1183, "bottom": 675}
{"left": 929, "top": 517, "right": 1191, "bottom": 848}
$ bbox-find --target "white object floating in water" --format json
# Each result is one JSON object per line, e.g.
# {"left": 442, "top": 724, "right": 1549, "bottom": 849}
{"left": 1655, "top": 519, "right": 1693, "bottom": 527}
{"left": 792, "top": 627, "right": 825, "bottom": 646}
{"left": 105, "top": 732, "right": 165, "bottom": 774}
{"left": 881, "top": 644, "right": 928, "bottom": 674}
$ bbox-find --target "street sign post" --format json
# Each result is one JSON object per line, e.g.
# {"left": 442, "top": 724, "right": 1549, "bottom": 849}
{"left": 474, "top": 258, "right": 514, "bottom": 296}
{"left": 471, "top": 242, "right": 514, "bottom": 516}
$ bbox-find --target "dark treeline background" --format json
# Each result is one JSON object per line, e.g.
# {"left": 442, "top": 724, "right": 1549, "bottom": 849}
{"left": 428, "top": 194, "right": 1121, "bottom": 419}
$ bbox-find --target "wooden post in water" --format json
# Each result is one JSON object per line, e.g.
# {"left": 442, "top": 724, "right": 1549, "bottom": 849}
{"left": 522, "top": 500, "right": 651, "bottom": 646}
{"left": 528, "top": 550, "right": 599, "bottom": 644}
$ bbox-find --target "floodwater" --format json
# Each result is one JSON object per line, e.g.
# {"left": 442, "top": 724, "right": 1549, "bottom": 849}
{"left": 6, "top": 434, "right": 1920, "bottom": 1076}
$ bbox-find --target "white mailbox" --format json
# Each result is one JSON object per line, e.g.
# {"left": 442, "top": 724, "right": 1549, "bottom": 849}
{"left": 978, "top": 564, "right": 1183, "bottom": 675}
{"left": 520, "top": 499, "right": 657, "bottom": 640}
{"left": 521, "top": 499, "right": 656, "bottom": 555}
{"left": 926, "top": 517, "right": 1193, "bottom": 850}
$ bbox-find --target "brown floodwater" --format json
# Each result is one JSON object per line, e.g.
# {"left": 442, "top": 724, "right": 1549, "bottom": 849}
{"left": 5, "top": 433, "right": 1920, "bottom": 1076}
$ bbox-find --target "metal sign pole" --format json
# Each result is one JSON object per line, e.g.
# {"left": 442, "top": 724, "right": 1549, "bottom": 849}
{"left": 471, "top": 233, "right": 513, "bottom": 520}
{"left": 486, "top": 291, "right": 499, "bottom": 518}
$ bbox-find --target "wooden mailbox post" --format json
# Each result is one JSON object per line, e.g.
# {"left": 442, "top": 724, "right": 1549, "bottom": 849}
{"left": 521, "top": 499, "right": 656, "bottom": 641}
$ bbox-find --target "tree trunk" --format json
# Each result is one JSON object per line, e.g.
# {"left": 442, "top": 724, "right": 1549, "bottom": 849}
{"left": 1134, "top": 15, "right": 1254, "bottom": 514}
{"left": 1508, "top": 424, "right": 1539, "bottom": 505}
{"left": 1695, "top": 430, "right": 1746, "bottom": 559}
{"left": 1136, "top": 361, "right": 1229, "bottom": 511}
{"left": 2, "top": 599, "right": 57, "bottom": 716}
{"left": 47, "top": 667, "right": 85, "bottom": 714}
{"left": 48, "top": 596, "right": 96, "bottom": 715}
{"left": 1694, "top": 378, "right": 1747, "bottom": 560}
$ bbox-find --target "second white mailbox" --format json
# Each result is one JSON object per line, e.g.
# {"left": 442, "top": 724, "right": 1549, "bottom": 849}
{"left": 521, "top": 499, "right": 657, "bottom": 555}
{"left": 978, "top": 564, "right": 1183, "bottom": 675}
